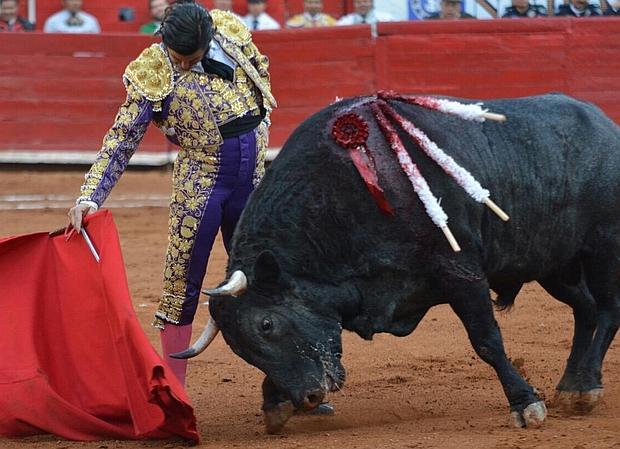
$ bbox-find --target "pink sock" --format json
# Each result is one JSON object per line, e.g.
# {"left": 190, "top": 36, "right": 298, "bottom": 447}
{"left": 160, "top": 323, "right": 193, "bottom": 387}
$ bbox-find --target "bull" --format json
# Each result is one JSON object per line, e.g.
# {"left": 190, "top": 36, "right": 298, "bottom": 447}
{"left": 172, "top": 93, "right": 620, "bottom": 432}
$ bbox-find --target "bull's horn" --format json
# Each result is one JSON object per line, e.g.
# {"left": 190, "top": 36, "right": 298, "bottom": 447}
{"left": 169, "top": 317, "right": 219, "bottom": 359}
{"left": 204, "top": 270, "right": 248, "bottom": 297}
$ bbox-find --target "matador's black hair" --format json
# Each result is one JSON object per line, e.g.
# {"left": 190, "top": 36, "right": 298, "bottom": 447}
{"left": 156, "top": 0, "right": 214, "bottom": 55}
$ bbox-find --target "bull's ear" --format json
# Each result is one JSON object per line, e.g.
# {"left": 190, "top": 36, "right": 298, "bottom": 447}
{"left": 254, "top": 250, "right": 281, "bottom": 287}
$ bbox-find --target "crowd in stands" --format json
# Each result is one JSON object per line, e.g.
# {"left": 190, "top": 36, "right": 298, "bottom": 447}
{"left": 0, "top": 0, "right": 618, "bottom": 33}
{"left": 0, "top": 0, "right": 34, "bottom": 31}
{"left": 42, "top": 0, "right": 99, "bottom": 32}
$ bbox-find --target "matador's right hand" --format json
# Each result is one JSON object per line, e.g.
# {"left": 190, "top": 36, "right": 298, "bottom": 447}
{"left": 67, "top": 203, "right": 95, "bottom": 234}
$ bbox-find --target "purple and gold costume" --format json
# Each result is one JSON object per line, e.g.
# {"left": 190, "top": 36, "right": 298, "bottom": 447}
{"left": 76, "top": 11, "right": 276, "bottom": 328}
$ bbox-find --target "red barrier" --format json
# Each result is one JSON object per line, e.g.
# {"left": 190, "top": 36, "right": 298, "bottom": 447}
{"left": 376, "top": 18, "right": 620, "bottom": 123}
{"left": 1, "top": 18, "right": 619, "bottom": 164}
{"left": 565, "top": 20, "right": 620, "bottom": 119}
{"left": 258, "top": 26, "right": 375, "bottom": 145}
{"left": 376, "top": 19, "right": 571, "bottom": 99}
{"left": 0, "top": 33, "right": 162, "bottom": 156}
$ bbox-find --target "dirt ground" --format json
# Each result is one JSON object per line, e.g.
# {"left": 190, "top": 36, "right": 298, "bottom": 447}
{"left": 0, "top": 169, "right": 618, "bottom": 449}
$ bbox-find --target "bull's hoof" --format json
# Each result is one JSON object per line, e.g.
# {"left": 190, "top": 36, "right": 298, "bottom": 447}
{"left": 553, "top": 389, "right": 603, "bottom": 415}
{"left": 510, "top": 401, "right": 547, "bottom": 428}
{"left": 553, "top": 390, "right": 573, "bottom": 413}
{"left": 263, "top": 400, "right": 295, "bottom": 434}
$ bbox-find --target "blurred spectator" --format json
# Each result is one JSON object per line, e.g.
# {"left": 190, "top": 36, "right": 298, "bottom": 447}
{"left": 213, "top": 0, "right": 242, "bottom": 17}
{"left": 381, "top": 0, "right": 409, "bottom": 21}
{"left": 605, "top": 0, "right": 620, "bottom": 14}
{"left": 286, "top": 0, "right": 337, "bottom": 28}
{"left": 502, "top": 0, "right": 547, "bottom": 16}
{"left": 427, "top": 0, "right": 475, "bottom": 18}
{"left": 213, "top": 0, "right": 233, "bottom": 11}
{"left": 556, "top": 0, "right": 602, "bottom": 15}
{"left": 337, "top": 0, "right": 395, "bottom": 25}
{"left": 0, "top": 0, "right": 35, "bottom": 31}
{"left": 139, "top": 0, "right": 168, "bottom": 34}
{"left": 242, "top": 0, "right": 280, "bottom": 30}
{"left": 43, "top": 0, "right": 100, "bottom": 33}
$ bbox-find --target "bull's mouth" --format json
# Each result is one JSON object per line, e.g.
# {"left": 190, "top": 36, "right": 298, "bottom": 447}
{"left": 263, "top": 370, "right": 344, "bottom": 434}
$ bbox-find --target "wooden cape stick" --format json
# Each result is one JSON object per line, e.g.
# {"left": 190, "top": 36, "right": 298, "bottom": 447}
{"left": 81, "top": 228, "right": 100, "bottom": 263}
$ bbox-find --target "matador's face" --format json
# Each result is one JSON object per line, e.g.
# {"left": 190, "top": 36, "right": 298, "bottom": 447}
{"left": 167, "top": 47, "right": 207, "bottom": 72}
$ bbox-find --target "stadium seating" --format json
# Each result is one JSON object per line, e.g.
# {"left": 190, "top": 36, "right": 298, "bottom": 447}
{"left": 1, "top": 18, "right": 619, "bottom": 162}
{"left": 28, "top": 0, "right": 354, "bottom": 32}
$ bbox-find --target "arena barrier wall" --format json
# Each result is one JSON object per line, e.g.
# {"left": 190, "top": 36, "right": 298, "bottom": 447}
{"left": 1, "top": 17, "right": 618, "bottom": 165}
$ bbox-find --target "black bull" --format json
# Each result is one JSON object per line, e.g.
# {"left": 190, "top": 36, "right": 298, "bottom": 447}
{"left": 175, "top": 93, "right": 620, "bottom": 432}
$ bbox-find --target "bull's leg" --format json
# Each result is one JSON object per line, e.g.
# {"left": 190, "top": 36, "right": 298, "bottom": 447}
{"left": 449, "top": 281, "right": 546, "bottom": 428}
{"left": 538, "top": 275, "right": 597, "bottom": 412}
{"left": 570, "top": 239, "right": 620, "bottom": 413}
{"left": 261, "top": 376, "right": 295, "bottom": 434}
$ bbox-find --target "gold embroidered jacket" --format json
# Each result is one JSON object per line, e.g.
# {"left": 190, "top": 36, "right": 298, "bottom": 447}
{"left": 77, "top": 11, "right": 275, "bottom": 207}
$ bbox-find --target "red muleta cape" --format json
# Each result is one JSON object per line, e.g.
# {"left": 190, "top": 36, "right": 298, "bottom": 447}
{"left": 0, "top": 210, "right": 199, "bottom": 443}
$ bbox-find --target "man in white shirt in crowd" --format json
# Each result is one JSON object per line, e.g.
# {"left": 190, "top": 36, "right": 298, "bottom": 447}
{"left": 243, "top": 0, "right": 280, "bottom": 30}
{"left": 605, "top": 0, "right": 620, "bottom": 14}
{"left": 43, "top": 0, "right": 100, "bottom": 33}
{"left": 286, "top": 0, "right": 337, "bottom": 28}
{"left": 337, "top": 0, "right": 395, "bottom": 25}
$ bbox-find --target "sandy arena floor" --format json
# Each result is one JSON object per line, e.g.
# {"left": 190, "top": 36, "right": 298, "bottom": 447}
{"left": 0, "top": 169, "right": 618, "bottom": 449}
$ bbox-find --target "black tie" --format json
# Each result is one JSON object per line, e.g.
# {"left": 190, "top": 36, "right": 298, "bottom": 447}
{"left": 252, "top": 18, "right": 259, "bottom": 30}
{"left": 361, "top": 14, "right": 367, "bottom": 23}
{"left": 202, "top": 58, "right": 235, "bottom": 82}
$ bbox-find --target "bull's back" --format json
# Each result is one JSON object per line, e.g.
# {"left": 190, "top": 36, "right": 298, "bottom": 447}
{"left": 241, "top": 93, "right": 620, "bottom": 284}
{"left": 447, "top": 94, "right": 620, "bottom": 280}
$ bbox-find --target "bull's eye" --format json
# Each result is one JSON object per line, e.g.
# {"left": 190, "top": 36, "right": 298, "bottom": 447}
{"left": 261, "top": 318, "right": 273, "bottom": 333}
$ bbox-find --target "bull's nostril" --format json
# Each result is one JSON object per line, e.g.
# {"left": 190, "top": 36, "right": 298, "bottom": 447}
{"left": 304, "top": 393, "right": 322, "bottom": 408}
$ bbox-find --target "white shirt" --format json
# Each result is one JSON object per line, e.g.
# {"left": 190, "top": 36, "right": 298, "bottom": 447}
{"left": 337, "top": 9, "right": 395, "bottom": 25}
{"left": 377, "top": 0, "right": 410, "bottom": 20}
{"left": 205, "top": 39, "right": 236, "bottom": 70}
{"left": 242, "top": 12, "right": 280, "bottom": 30}
{"left": 43, "top": 10, "right": 101, "bottom": 33}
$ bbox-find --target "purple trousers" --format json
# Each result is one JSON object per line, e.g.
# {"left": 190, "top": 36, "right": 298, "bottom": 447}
{"left": 179, "top": 130, "right": 257, "bottom": 325}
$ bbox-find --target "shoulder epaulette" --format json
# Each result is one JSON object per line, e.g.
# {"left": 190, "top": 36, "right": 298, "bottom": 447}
{"left": 123, "top": 44, "right": 174, "bottom": 103}
{"left": 212, "top": 10, "right": 251, "bottom": 46}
